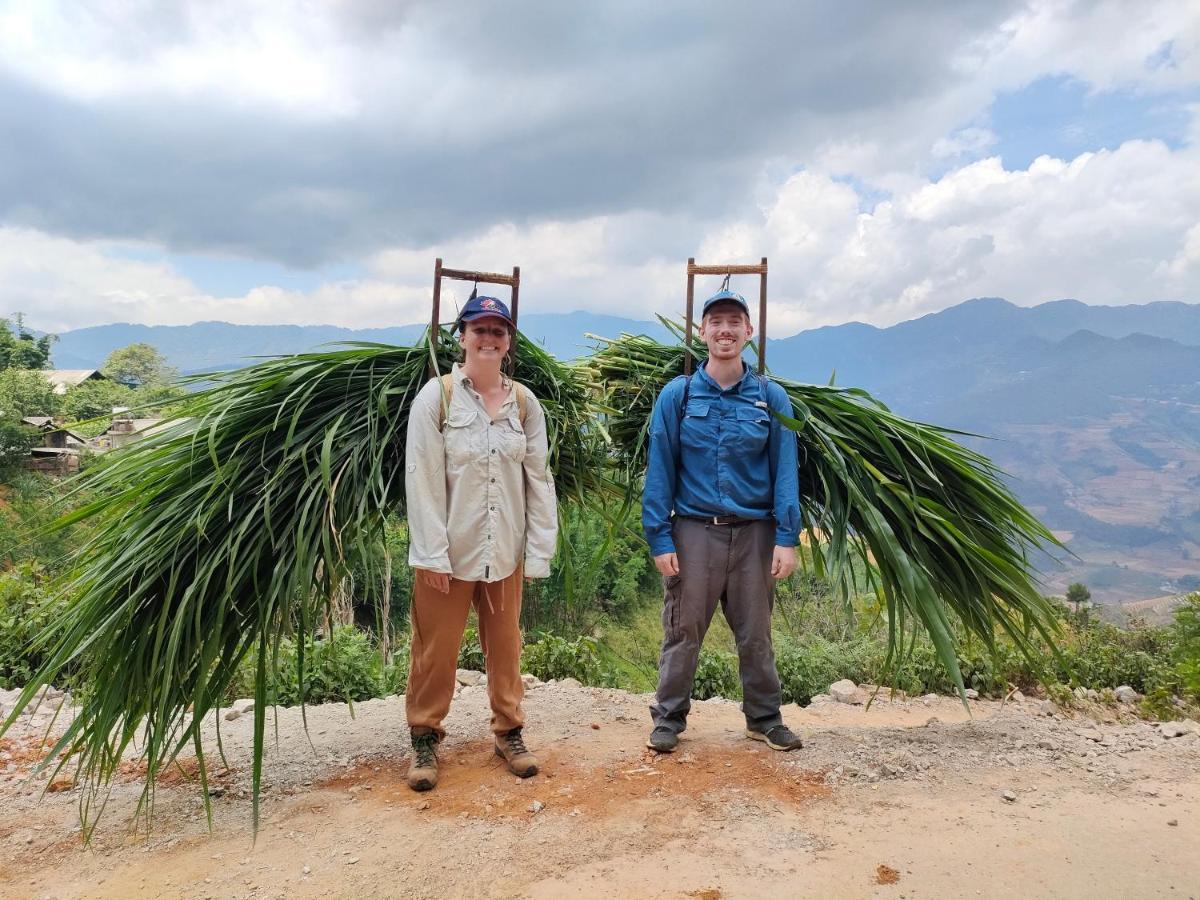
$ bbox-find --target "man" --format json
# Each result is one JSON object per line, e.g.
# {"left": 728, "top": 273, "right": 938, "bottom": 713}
{"left": 642, "top": 288, "right": 803, "bottom": 753}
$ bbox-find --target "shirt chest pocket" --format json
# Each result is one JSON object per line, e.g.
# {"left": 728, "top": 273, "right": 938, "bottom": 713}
{"left": 494, "top": 413, "right": 527, "bottom": 463}
{"left": 735, "top": 405, "right": 770, "bottom": 453}
{"left": 680, "top": 400, "right": 715, "bottom": 451}
{"left": 442, "top": 409, "right": 480, "bottom": 468}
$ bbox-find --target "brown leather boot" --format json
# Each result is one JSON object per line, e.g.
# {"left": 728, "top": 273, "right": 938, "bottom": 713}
{"left": 406, "top": 728, "right": 439, "bottom": 791}
{"left": 494, "top": 727, "right": 538, "bottom": 778}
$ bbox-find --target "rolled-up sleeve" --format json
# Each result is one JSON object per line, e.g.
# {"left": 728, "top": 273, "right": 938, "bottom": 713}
{"left": 521, "top": 393, "right": 558, "bottom": 578}
{"left": 767, "top": 381, "right": 801, "bottom": 547}
{"left": 405, "top": 381, "right": 453, "bottom": 573}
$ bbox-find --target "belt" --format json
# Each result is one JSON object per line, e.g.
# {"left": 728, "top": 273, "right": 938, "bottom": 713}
{"left": 679, "top": 514, "right": 762, "bottom": 527}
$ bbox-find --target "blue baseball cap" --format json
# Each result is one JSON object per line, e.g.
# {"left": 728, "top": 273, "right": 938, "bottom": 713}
{"left": 701, "top": 289, "right": 750, "bottom": 317}
{"left": 456, "top": 295, "right": 514, "bottom": 329}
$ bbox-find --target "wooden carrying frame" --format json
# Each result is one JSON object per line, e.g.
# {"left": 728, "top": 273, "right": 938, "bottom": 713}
{"left": 428, "top": 257, "right": 521, "bottom": 377}
{"left": 684, "top": 257, "right": 768, "bottom": 375}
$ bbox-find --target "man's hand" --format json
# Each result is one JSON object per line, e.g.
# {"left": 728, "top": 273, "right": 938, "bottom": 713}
{"left": 653, "top": 552, "right": 679, "bottom": 577}
{"left": 771, "top": 545, "right": 797, "bottom": 580}
{"left": 415, "top": 567, "right": 450, "bottom": 594}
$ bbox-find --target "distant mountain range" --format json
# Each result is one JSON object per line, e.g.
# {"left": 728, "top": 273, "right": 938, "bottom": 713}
{"left": 49, "top": 297, "right": 1200, "bottom": 605}
{"left": 49, "top": 312, "right": 674, "bottom": 373}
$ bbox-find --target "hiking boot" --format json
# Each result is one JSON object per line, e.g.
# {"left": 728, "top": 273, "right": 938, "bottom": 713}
{"left": 406, "top": 728, "right": 440, "bottom": 791}
{"left": 494, "top": 727, "right": 539, "bottom": 778}
{"left": 646, "top": 725, "right": 679, "bottom": 753}
{"left": 746, "top": 723, "right": 803, "bottom": 751}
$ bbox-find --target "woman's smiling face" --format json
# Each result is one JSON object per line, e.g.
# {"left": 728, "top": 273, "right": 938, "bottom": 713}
{"left": 460, "top": 316, "right": 512, "bottom": 363}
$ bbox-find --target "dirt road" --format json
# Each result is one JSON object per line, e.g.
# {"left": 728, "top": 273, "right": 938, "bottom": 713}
{"left": 1, "top": 681, "right": 1197, "bottom": 899}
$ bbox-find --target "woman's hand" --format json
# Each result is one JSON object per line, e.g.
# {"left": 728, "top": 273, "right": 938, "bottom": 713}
{"left": 415, "top": 567, "right": 451, "bottom": 594}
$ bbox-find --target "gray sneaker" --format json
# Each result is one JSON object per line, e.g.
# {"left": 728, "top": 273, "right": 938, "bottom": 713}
{"left": 646, "top": 725, "right": 679, "bottom": 753}
{"left": 746, "top": 724, "right": 803, "bottom": 751}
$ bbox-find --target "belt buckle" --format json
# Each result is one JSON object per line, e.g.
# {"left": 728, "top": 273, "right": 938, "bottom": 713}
{"left": 711, "top": 515, "right": 730, "bottom": 525}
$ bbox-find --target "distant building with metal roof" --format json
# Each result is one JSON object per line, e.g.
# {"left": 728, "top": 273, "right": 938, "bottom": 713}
{"left": 43, "top": 369, "right": 107, "bottom": 395}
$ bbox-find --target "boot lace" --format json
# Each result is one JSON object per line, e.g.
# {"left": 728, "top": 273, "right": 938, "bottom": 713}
{"left": 413, "top": 733, "right": 438, "bottom": 768}
{"left": 502, "top": 728, "right": 528, "bottom": 756}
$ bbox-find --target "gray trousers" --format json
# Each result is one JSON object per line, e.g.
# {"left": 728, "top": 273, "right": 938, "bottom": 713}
{"left": 651, "top": 516, "right": 783, "bottom": 734}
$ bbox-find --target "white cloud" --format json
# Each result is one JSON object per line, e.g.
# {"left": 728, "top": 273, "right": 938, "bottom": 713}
{"left": 932, "top": 127, "right": 998, "bottom": 160}
{"left": 752, "top": 138, "right": 1200, "bottom": 332}
{"left": 9, "top": 133, "right": 1199, "bottom": 338}
{"left": 0, "top": 0, "right": 367, "bottom": 115}
{"left": 2, "top": 0, "right": 1199, "bottom": 338}
{"left": 979, "top": 0, "right": 1200, "bottom": 93}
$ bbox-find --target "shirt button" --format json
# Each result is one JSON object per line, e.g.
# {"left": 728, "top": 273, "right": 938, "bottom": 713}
{"left": 490, "top": 478, "right": 496, "bottom": 483}
{"left": 490, "top": 448, "right": 496, "bottom": 454}
{"left": 490, "top": 506, "right": 495, "bottom": 511}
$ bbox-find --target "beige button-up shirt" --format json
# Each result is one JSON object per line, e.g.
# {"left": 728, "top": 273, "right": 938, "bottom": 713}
{"left": 405, "top": 364, "right": 558, "bottom": 581}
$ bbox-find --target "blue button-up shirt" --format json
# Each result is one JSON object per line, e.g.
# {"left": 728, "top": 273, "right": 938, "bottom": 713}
{"left": 642, "top": 361, "right": 801, "bottom": 555}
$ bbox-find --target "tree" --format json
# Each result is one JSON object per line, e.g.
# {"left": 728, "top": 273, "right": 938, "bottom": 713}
{"left": 1066, "top": 582, "right": 1092, "bottom": 623}
{"left": 0, "top": 421, "right": 38, "bottom": 474}
{"left": 102, "top": 343, "right": 178, "bottom": 388}
{"left": 133, "top": 382, "right": 188, "bottom": 414}
{"left": 61, "top": 379, "right": 133, "bottom": 422}
{"left": 0, "top": 369, "right": 58, "bottom": 419}
{"left": 0, "top": 315, "right": 55, "bottom": 371}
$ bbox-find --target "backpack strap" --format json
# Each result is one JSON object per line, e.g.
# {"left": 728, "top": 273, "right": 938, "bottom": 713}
{"left": 513, "top": 381, "right": 529, "bottom": 425}
{"left": 438, "top": 373, "right": 528, "bottom": 430}
{"left": 438, "top": 373, "right": 454, "bottom": 431}
{"left": 677, "top": 371, "right": 693, "bottom": 421}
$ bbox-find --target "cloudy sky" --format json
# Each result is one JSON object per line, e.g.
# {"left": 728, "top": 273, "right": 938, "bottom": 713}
{"left": 2, "top": 0, "right": 1199, "bottom": 337}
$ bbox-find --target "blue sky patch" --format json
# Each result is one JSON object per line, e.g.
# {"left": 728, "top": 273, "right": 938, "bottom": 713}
{"left": 988, "top": 74, "right": 1198, "bottom": 170}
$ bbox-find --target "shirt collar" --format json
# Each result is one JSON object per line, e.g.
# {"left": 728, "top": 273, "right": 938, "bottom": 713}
{"left": 452, "top": 362, "right": 513, "bottom": 394}
{"left": 696, "top": 359, "right": 753, "bottom": 393}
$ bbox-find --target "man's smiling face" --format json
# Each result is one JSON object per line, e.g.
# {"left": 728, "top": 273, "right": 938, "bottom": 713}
{"left": 699, "top": 302, "right": 753, "bottom": 362}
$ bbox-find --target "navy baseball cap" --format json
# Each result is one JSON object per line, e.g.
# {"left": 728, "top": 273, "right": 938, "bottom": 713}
{"left": 701, "top": 289, "right": 750, "bottom": 317}
{"left": 456, "top": 295, "right": 514, "bottom": 329}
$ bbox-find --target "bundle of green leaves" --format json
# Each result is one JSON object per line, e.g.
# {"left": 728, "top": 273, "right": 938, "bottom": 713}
{"left": 2, "top": 329, "right": 602, "bottom": 834}
{"left": 584, "top": 325, "right": 1063, "bottom": 696}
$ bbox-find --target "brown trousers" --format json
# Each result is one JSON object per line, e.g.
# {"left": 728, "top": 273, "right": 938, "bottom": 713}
{"left": 406, "top": 565, "right": 525, "bottom": 738}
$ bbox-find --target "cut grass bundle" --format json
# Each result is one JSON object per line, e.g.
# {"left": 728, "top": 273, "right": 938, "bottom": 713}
{"left": 2, "top": 329, "right": 600, "bottom": 834}
{"left": 585, "top": 325, "right": 1063, "bottom": 693}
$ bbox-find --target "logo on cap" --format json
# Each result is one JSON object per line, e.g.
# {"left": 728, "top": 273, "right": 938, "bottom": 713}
{"left": 481, "top": 298, "right": 498, "bottom": 310}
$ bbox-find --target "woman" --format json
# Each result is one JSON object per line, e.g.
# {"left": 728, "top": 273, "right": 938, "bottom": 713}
{"left": 403, "top": 294, "right": 558, "bottom": 791}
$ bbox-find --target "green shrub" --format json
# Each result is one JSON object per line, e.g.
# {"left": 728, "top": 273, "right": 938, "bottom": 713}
{"left": 229, "top": 626, "right": 382, "bottom": 707}
{"left": 0, "top": 473, "right": 96, "bottom": 573}
{"left": 949, "top": 641, "right": 1042, "bottom": 696}
{"left": 1053, "top": 621, "right": 1171, "bottom": 693}
{"left": 1169, "top": 594, "right": 1200, "bottom": 701}
{"left": 691, "top": 648, "right": 740, "bottom": 700}
{"left": 381, "top": 644, "right": 410, "bottom": 696}
{"left": 0, "top": 563, "right": 70, "bottom": 689}
{"left": 522, "top": 632, "right": 614, "bottom": 686}
{"left": 458, "top": 626, "right": 486, "bottom": 671}
{"left": 0, "top": 420, "right": 37, "bottom": 475}
{"left": 1044, "top": 682, "right": 1076, "bottom": 707}
{"left": 775, "top": 635, "right": 874, "bottom": 706}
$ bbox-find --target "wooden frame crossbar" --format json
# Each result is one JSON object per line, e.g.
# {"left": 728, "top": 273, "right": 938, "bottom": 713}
{"left": 684, "top": 257, "right": 768, "bottom": 376}
{"left": 429, "top": 257, "right": 521, "bottom": 376}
